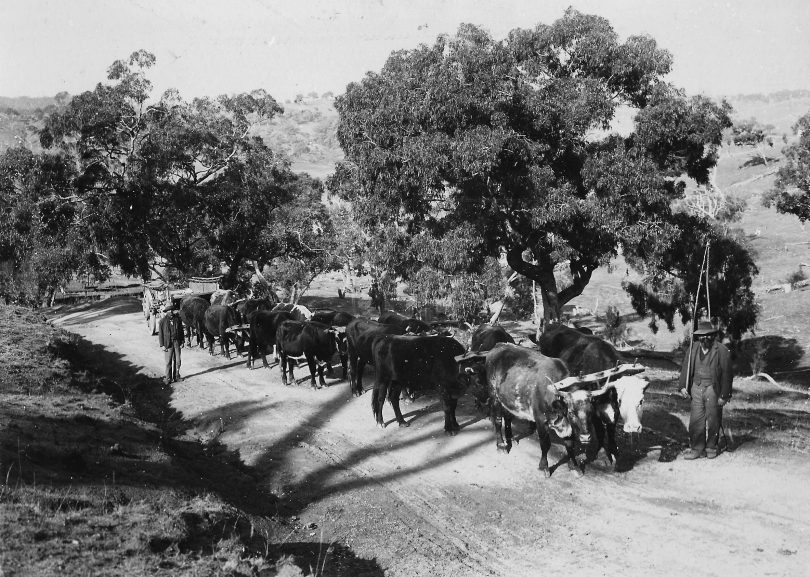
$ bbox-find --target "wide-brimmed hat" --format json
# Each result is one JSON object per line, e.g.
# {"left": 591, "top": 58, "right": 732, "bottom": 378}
{"left": 163, "top": 303, "right": 175, "bottom": 312}
{"left": 693, "top": 321, "right": 718, "bottom": 336}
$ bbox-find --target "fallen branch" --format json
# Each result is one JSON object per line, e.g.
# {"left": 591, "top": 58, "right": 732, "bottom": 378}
{"left": 747, "top": 373, "right": 810, "bottom": 396}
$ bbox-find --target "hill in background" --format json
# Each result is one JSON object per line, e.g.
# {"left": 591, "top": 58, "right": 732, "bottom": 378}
{"left": 3, "top": 90, "right": 810, "bottom": 179}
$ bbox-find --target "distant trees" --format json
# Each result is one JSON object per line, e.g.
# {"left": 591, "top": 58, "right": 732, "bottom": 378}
{"left": 730, "top": 117, "right": 776, "bottom": 168}
{"left": 764, "top": 110, "right": 810, "bottom": 223}
{"left": 332, "top": 9, "right": 752, "bottom": 330}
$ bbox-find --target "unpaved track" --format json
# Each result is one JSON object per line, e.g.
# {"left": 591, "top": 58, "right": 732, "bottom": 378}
{"left": 55, "top": 299, "right": 810, "bottom": 577}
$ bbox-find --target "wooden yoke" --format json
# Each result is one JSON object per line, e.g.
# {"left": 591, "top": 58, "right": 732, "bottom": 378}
{"left": 553, "top": 362, "right": 646, "bottom": 391}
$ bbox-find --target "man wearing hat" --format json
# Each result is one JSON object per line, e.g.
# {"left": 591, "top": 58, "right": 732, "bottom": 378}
{"left": 158, "top": 301, "right": 184, "bottom": 384}
{"left": 678, "top": 320, "right": 733, "bottom": 459}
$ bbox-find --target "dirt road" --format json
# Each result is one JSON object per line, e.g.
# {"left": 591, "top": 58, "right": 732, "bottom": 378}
{"left": 54, "top": 298, "right": 810, "bottom": 577}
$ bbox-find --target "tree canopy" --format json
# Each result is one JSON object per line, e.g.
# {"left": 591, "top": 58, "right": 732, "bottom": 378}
{"left": 332, "top": 9, "right": 744, "bottom": 327}
{"left": 0, "top": 146, "right": 107, "bottom": 304}
{"left": 35, "top": 50, "right": 330, "bottom": 290}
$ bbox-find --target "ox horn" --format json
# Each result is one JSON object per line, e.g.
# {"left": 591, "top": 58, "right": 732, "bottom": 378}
{"left": 588, "top": 375, "right": 617, "bottom": 398}
{"left": 455, "top": 351, "right": 488, "bottom": 363}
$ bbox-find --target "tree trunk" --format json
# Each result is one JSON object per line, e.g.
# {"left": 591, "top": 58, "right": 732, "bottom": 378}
{"left": 505, "top": 246, "right": 562, "bottom": 322}
{"left": 505, "top": 246, "right": 597, "bottom": 324}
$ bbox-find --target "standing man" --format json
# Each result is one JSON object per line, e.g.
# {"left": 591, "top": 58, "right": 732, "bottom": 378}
{"left": 158, "top": 302, "right": 184, "bottom": 384}
{"left": 369, "top": 280, "right": 383, "bottom": 314}
{"left": 678, "top": 321, "right": 733, "bottom": 459}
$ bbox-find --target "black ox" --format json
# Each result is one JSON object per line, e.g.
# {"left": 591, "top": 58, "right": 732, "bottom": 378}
{"left": 345, "top": 318, "right": 407, "bottom": 396}
{"left": 203, "top": 304, "right": 243, "bottom": 359}
{"left": 276, "top": 320, "right": 341, "bottom": 388}
{"left": 246, "top": 310, "right": 293, "bottom": 369}
{"left": 469, "top": 323, "right": 515, "bottom": 352}
{"left": 179, "top": 295, "right": 209, "bottom": 348}
{"left": 377, "top": 311, "right": 432, "bottom": 334}
{"left": 371, "top": 334, "right": 467, "bottom": 435}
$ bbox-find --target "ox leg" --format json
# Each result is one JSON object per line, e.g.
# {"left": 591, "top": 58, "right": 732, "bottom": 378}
{"left": 221, "top": 333, "right": 231, "bottom": 359}
{"left": 354, "top": 358, "right": 368, "bottom": 397}
{"left": 490, "top": 401, "right": 511, "bottom": 453}
{"left": 372, "top": 382, "right": 387, "bottom": 428}
{"left": 287, "top": 356, "right": 296, "bottom": 385}
{"left": 602, "top": 419, "right": 619, "bottom": 467}
{"left": 563, "top": 438, "right": 585, "bottom": 477}
{"left": 307, "top": 354, "right": 323, "bottom": 389}
{"left": 339, "top": 351, "right": 348, "bottom": 381}
{"left": 347, "top": 346, "right": 358, "bottom": 394}
{"left": 535, "top": 424, "right": 552, "bottom": 477}
{"left": 246, "top": 336, "right": 255, "bottom": 369}
{"left": 235, "top": 333, "right": 244, "bottom": 357}
{"left": 280, "top": 352, "right": 290, "bottom": 385}
{"left": 388, "top": 384, "right": 409, "bottom": 428}
{"left": 206, "top": 334, "right": 215, "bottom": 356}
{"left": 591, "top": 415, "right": 616, "bottom": 467}
{"left": 442, "top": 393, "right": 461, "bottom": 436}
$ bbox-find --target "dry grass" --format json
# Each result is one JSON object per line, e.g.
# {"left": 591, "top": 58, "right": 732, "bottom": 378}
{"left": 0, "top": 304, "right": 308, "bottom": 576}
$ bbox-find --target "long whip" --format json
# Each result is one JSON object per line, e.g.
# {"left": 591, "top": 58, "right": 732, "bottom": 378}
{"left": 684, "top": 242, "right": 711, "bottom": 392}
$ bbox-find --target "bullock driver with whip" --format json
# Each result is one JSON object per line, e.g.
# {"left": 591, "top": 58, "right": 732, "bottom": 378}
{"left": 679, "top": 321, "right": 733, "bottom": 460}
{"left": 158, "top": 302, "right": 184, "bottom": 384}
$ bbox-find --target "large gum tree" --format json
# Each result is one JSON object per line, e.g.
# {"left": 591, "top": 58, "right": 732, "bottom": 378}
{"left": 332, "top": 9, "right": 737, "bottom": 323}
{"left": 40, "top": 50, "right": 327, "bottom": 287}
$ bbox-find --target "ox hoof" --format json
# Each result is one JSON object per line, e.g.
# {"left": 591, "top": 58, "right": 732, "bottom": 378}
{"left": 541, "top": 468, "right": 551, "bottom": 478}
{"left": 397, "top": 420, "right": 410, "bottom": 428}
{"left": 496, "top": 443, "right": 511, "bottom": 454}
{"left": 444, "top": 429, "right": 458, "bottom": 437}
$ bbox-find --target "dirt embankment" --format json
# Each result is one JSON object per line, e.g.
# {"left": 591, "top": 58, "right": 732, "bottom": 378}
{"left": 23, "top": 296, "right": 808, "bottom": 577}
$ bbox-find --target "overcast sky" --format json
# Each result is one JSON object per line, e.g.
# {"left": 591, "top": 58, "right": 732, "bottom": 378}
{"left": 2, "top": 0, "right": 809, "bottom": 101}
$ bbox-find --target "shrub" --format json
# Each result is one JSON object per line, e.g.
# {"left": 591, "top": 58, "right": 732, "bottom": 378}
{"left": 785, "top": 267, "right": 807, "bottom": 286}
{"left": 603, "top": 305, "right": 627, "bottom": 345}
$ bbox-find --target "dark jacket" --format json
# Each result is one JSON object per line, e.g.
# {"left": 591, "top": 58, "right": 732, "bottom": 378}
{"left": 679, "top": 340, "right": 733, "bottom": 400}
{"left": 158, "top": 313, "right": 184, "bottom": 348}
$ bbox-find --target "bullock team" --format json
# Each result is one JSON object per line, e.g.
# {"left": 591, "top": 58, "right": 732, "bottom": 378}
{"left": 167, "top": 293, "right": 650, "bottom": 477}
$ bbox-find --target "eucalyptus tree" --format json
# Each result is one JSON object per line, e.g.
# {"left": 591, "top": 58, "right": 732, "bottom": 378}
{"left": 40, "top": 50, "right": 327, "bottom": 286}
{"left": 332, "top": 9, "right": 742, "bottom": 324}
{"left": 0, "top": 146, "right": 106, "bottom": 304}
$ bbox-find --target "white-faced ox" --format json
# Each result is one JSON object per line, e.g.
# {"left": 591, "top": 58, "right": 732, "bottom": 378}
{"left": 537, "top": 325, "right": 649, "bottom": 466}
{"left": 481, "top": 343, "right": 617, "bottom": 477}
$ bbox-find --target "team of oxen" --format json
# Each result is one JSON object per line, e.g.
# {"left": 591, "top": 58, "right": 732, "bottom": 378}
{"left": 172, "top": 293, "right": 650, "bottom": 477}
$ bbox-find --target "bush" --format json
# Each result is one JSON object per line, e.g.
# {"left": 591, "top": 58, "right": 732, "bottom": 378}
{"left": 785, "top": 267, "right": 807, "bottom": 286}
{"left": 603, "top": 305, "right": 627, "bottom": 345}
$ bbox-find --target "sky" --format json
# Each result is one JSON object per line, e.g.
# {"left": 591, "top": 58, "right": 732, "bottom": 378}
{"left": 2, "top": 0, "right": 809, "bottom": 101}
